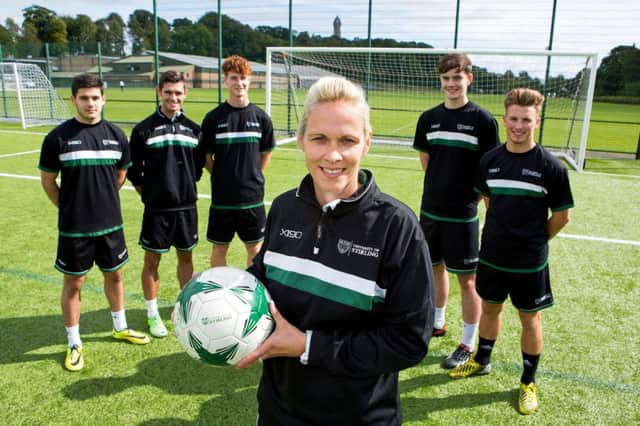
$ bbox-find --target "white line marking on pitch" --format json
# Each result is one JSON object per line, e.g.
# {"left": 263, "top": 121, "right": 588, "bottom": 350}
{"left": 558, "top": 233, "right": 640, "bottom": 247}
{"left": 582, "top": 171, "right": 640, "bottom": 180}
{"left": 0, "top": 150, "right": 40, "bottom": 158}
{"left": 0, "top": 130, "right": 47, "bottom": 136}
{"left": 0, "top": 173, "right": 275, "bottom": 205}
{"left": 0, "top": 172, "right": 632, "bottom": 245}
{"left": 0, "top": 173, "right": 41, "bottom": 181}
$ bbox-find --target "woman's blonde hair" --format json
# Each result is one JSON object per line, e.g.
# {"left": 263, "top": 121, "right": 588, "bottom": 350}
{"left": 297, "top": 76, "right": 372, "bottom": 140}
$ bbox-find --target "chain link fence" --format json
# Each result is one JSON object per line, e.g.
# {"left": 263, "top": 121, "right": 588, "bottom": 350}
{"left": 1, "top": 0, "right": 638, "bottom": 155}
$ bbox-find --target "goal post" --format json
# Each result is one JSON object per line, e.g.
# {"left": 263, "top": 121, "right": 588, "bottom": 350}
{"left": 266, "top": 47, "right": 598, "bottom": 171}
{"left": 0, "top": 62, "right": 71, "bottom": 129}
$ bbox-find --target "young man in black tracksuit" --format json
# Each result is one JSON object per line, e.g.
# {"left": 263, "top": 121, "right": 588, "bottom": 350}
{"left": 128, "top": 71, "right": 204, "bottom": 338}
{"left": 200, "top": 55, "right": 275, "bottom": 268}
{"left": 237, "top": 77, "right": 435, "bottom": 425}
{"left": 39, "top": 74, "right": 150, "bottom": 372}
{"left": 413, "top": 53, "right": 500, "bottom": 370}
{"left": 449, "top": 88, "right": 574, "bottom": 416}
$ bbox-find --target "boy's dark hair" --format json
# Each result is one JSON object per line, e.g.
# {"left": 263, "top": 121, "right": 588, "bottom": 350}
{"left": 158, "top": 70, "right": 185, "bottom": 89}
{"left": 71, "top": 73, "right": 103, "bottom": 96}
{"left": 438, "top": 53, "right": 473, "bottom": 74}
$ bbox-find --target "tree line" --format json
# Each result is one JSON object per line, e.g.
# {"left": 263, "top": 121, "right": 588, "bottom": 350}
{"left": 0, "top": 5, "right": 638, "bottom": 98}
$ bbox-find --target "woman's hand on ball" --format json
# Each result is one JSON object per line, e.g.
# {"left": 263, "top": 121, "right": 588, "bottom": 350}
{"left": 236, "top": 301, "right": 306, "bottom": 369}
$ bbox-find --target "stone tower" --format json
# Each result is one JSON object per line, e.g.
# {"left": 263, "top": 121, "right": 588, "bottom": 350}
{"left": 333, "top": 16, "right": 341, "bottom": 38}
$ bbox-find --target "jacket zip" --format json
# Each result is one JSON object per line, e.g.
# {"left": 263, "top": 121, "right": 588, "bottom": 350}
{"left": 313, "top": 210, "right": 328, "bottom": 255}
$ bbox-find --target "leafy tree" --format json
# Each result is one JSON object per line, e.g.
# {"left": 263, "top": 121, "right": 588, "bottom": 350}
{"left": 22, "top": 5, "right": 67, "bottom": 45}
{"left": 17, "top": 21, "right": 42, "bottom": 57}
{"left": 5, "top": 18, "right": 20, "bottom": 38}
{"left": 172, "top": 18, "right": 192, "bottom": 29}
{"left": 96, "top": 13, "right": 126, "bottom": 56}
{"left": 128, "top": 9, "right": 170, "bottom": 54}
{"left": 0, "top": 24, "right": 13, "bottom": 48}
{"left": 255, "top": 26, "right": 291, "bottom": 41}
{"left": 1, "top": 18, "right": 20, "bottom": 51}
{"left": 63, "top": 14, "right": 97, "bottom": 54}
{"left": 596, "top": 45, "right": 640, "bottom": 96}
{"left": 170, "top": 24, "right": 213, "bottom": 56}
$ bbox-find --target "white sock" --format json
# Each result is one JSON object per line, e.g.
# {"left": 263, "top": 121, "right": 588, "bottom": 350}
{"left": 66, "top": 325, "right": 82, "bottom": 348}
{"left": 461, "top": 321, "right": 479, "bottom": 350}
{"left": 434, "top": 307, "right": 446, "bottom": 329}
{"left": 111, "top": 309, "right": 128, "bottom": 332}
{"left": 145, "top": 299, "right": 159, "bottom": 319}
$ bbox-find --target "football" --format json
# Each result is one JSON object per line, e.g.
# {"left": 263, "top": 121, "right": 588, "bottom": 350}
{"left": 173, "top": 266, "right": 274, "bottom": 366}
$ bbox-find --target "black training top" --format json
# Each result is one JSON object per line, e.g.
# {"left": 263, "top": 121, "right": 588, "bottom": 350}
{"left": 200, "top": 102, "right": 275, "bottom": 209}
{"left": 128, "top": 108, "right": 204, "bottom": 212}
{"left": 413, "top": 101, "right": 499, "bottom": 221}
{"left": 475, "top": 144, "right": 574, "bottom": 271}
{"left": 39, "top": 118, "right": 130, "bottom": 237}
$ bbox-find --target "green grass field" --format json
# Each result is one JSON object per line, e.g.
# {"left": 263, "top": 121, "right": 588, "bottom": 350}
{"left": 3, "top": 86, "right": 637, "bottom": 154}
{"left": 0, "top": 121, "right": 639, "bottom": 424}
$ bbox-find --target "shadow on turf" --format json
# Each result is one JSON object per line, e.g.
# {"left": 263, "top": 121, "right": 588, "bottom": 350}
{"left": 402, "top": 389, "right": 517, "bottom": 421}
{"left": 400, "top": 368, "right": 518, "bottom": 419}
{"left": 0, "top": 307, "right": 151, "bottom": 365}
{"left": 63, "top": 346, "right": 262, "bottom": 425}
{"left": 7, "top": 307, "right": 515, "bottom": 424}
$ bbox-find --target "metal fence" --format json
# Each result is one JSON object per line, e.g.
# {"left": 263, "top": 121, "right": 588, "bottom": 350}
{"left": 0, "top": 0, "right": 638, "bottom": 155}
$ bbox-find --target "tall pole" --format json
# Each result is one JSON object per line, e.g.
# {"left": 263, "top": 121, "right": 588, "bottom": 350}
{"left": 366, "top": 0, "right": 373, "bottom": 99}
{"left": 454, "top": 0, "right": 460, "bottom": 48}
{"left": 287, "top": 0, "right": 293, "bottom": 134}
{"left": 540, "top": 0, "right": 558, "bottom": 146}
{"left": 98, "top": 42, "right": 104, "bottom": 120}
{"left": 45, "top": 43, "right": 52, "bottom": 81}
{"left": 217, "top": 0, "right": 222, "bottom": 104}
{"left": 45, "top": 43, "right": 54, "bottom": 119}
{"left": 0, "top": 45, "right": 7, "bottom": 118}
{"left": 153, "top": 0, "right": 160, "bottom": 106}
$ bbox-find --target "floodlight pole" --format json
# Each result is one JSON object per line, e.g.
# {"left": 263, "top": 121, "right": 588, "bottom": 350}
{"left": 540, "top": 0, "right": 558, "bottom": 146}
{"left": 454, "top": 0, "right": 460, "bottom": 48}
{"left": 0, "top": 45, "right": 7, "bottom": 119}
{"left": 287, "top": 0, "right": 293, "bottom": 134}
{"left": 98, "top": 42, "right": 104, "bottom": 120}
{"left": 365, "top": 0, "right": 373, "bottom": 99}
{"left": 217, "top": 0, "right": 222, "bottom": 105}
{"left": 153, "top": 0, "right": 160, "bottom": 106}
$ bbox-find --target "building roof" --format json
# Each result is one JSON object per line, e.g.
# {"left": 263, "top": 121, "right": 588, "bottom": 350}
{"left": 138, "top": 64, "right": 194, "bottom": 77}
{"left": 145, "top": 51, "right": 269, "bottom": 73}
{"left": 112, "top": 55, "right": 156, "bottom": 64}
{"left": 112, "top": 51, "right": 339, "bottom": 80}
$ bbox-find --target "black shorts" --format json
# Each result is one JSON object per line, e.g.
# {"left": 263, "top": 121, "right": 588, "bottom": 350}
{"left": 139, "top": 208, "right": 198, "bottom": 252}
{"left": 420, "top": 216, "right": 479, "bottom": 274}
{"left": 476, "top": 262, "right": 554, "bottom": 312}
{"left": 55, "top": 229, "right": 129, "bottom": 275}
{"left": 206, "top": 206, "right": 266, "bottom": 245}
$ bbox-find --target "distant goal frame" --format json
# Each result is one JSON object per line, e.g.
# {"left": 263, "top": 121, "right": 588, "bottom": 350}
{"left": 266, "top": 47, "right": 598, "bottom": 171}
{"left": 0, "top": 62, "right": 71, "bottom": 129}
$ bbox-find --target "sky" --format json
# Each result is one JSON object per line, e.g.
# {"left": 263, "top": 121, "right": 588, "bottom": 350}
{"left": 1, "top": 0, "right": 638, "bottom": 64}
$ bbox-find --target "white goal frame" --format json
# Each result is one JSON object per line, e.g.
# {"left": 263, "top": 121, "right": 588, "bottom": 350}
{"left": 266, "top": 47, "right": 598, "bottom": 171}
{"left": 0, "top": 62, "right": 71, "bottom": 129}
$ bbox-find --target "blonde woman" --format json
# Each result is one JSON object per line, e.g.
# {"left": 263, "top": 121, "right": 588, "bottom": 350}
{"left": 237, "top": 77, "right": 435, "bottom": 425}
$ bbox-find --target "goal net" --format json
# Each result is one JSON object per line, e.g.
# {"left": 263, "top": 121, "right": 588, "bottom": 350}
{"left": 0, "top": 62, "right": 71, "bottom": 129}
{"left": 266, "top": 47, "right": 597, "bottom": 171}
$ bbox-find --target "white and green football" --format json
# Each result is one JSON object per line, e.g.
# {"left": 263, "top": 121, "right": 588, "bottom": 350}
{"left": 173, "top": 266, "right": 274, "bottom": 366}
